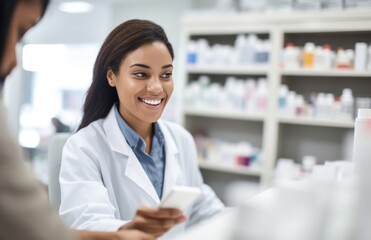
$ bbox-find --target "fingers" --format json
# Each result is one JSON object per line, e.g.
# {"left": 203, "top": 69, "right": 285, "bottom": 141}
{"left": 136, "top": 206, "right": 183, "bottom": 219}
{"left": 117, "top": 230, "right": 156, "bottom": 240}
{"left": 133, "top": 214, "right": 186, "bottom": 230}
{"left": 122, "top": 206, "right": 187, "bottom": 238}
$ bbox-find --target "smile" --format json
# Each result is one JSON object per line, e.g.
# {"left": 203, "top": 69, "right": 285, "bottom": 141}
{"left": 139, "top": 98, "right": 163, "bottom": 106}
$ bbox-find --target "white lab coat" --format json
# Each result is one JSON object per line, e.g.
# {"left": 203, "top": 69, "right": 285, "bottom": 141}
{"left": 59, "top": 107, "right": 224, "bottom": 239}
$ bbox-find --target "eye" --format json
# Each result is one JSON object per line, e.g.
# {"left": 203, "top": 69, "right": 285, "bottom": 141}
{"left": 134, "top": 72, "right": 148, "bottom": 79}
{"left": 161, "top": 71, "right": 173, "bottom": 79}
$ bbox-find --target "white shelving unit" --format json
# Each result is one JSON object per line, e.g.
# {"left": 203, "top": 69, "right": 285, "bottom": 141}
{"left": 184, "top": 107, "right": 265, "bottom": 122}
{"left": 281, "top": 69, "right": 371, "bottom": 77}
{"left": 179, "top": 9, "right": 371, "bottom": 198}
{"left": 198, "top": 161, "right": 262, "bottom": 177}
{"left": 186, "top": 65, "right": 269, "bottom": 75}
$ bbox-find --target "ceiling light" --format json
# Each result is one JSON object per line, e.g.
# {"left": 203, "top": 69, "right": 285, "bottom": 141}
{"left": 58, "top": 1, "right": 94, "bottom": 14}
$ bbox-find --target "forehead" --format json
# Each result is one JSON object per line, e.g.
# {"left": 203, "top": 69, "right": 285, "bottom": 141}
{"left": 122, "top": 42, "right": 172, "bottom": 65}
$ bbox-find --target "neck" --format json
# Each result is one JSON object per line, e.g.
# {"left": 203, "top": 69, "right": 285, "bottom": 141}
{"left": 132, "top": 122, "right": 153, "bottom": 154}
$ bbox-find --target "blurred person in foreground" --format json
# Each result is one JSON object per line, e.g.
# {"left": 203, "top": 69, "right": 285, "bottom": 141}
{"left": 0, "top": 0, "right": 153, "bottom": 239}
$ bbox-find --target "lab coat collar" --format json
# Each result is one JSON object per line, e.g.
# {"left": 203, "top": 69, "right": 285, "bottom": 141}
{"left": 158, "top": 121, "right": 182, "bottom": 199}
{"left": 103, "top": 107, "right": 181, "bottom": 204}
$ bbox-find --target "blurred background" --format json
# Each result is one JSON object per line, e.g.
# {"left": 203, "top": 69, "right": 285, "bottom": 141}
{"left": 2, "top": 0, "right": 371, "bottom": 205}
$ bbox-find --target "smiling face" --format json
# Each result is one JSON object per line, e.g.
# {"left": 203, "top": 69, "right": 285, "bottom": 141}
{"left": 0, "top": 0, "right": 42, "bottom": 86}
{"left": 106, "top": 41, "right": 174, "bottom": 130}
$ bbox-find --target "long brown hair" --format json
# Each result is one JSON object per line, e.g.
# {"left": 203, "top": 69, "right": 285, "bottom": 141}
{"left": 77, "top": 19, "right": 174, "bottom": 131}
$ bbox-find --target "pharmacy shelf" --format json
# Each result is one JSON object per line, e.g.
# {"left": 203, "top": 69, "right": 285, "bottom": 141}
{"left": 281, "top": 69, "right": 371, "bottom": 77}
{"left": 181, "top": 9, "right": 371, "bottom": 191}
{"left": 184, "top": 107, "right": 265, "bottom": 122}
{"left": 182, "top": 9, "right": 371, "bottom": 28}
{"left": 198, "top": 161, "right": 262, "bottom": 177}
{"left": 186, "top": 65, "right": 269, "bottom": 75}
{"left": 279, "top": 116, "right": 354, "bottom": 128}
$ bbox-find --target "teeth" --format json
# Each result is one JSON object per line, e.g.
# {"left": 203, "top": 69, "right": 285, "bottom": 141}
{"left": 141, "top": 98, "right": 161, "bottom": 105}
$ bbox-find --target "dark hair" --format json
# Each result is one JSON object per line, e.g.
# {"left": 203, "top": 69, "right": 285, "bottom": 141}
{"left": 0, "top": 0, "right": 49, "bottom": 66}
{"left": 78, "top": 19, "right": 174, "bottom": 131}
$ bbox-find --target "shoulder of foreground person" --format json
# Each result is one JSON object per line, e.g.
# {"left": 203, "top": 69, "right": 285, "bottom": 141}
{"left": 0, "top": 103, "right": 76, "bottom": 240}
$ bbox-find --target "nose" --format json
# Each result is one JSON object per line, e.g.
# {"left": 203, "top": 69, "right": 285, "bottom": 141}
{"left": 146, "top": 77, "right": 163, "bottom": 94}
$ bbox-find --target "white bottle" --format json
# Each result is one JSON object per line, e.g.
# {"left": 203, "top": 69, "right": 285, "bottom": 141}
{"left": 235, "top": 34, "right": 247, "bottom": 65}
{"left": 336, "top": 48, "right": 352, "bottom": 69}
{"left": 196, "top": 38, "right": 209, "bottom": 66}
{"left": 352, "top": 109, "right": 371, "bottom": 240}
{"left": 367, "top": 44, "right": 371, "bottom": 71}
{"left": 255, "top": 78, "right": 267, "bottom": 113}
{"left": 245, "top": 34, "right": 258, "bottom": 65}
{"left": 354, "top": 42, "right": 367, "bottom": 71}
{"left": 353, "top": 108, "right": 371, "bottom": 167}
{"left": 322, "top": 44, "right": 334, "bottom": 70}
{"left": 315, "top": 92, "right": 326, "bottom": 119}
{"left": 282, "top": 43, "right": 301, "bottom": 69}
{"left": 340, "top": 88, "right": 354, "bottom": 120}
{"left": 286, "top": 91, "right": 297, "bottom": 117}
{"left": 324, "top": 93, "right": 335, "bottom": 119}
{"left": 314, "top": 46, "right": 324, "bottom": 70}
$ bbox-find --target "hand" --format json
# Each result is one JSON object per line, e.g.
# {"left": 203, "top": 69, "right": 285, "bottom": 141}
{"left": 116, "top": 229, "right": 155, "bottom": 240}
{"left": 75, "top": 229, "right": 155, "bottom": 240}
{"left": 120, "top": 206, "right": 186, "bottom": 238}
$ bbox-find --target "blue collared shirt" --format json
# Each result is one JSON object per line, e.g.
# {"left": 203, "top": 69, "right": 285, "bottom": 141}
{"left": 114, "top": 104, "right": 166, "bottom": 198}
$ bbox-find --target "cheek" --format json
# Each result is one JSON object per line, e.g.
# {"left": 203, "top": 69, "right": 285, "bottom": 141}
{"left": 165, "top": 81, "right": 174, "bottom": 96}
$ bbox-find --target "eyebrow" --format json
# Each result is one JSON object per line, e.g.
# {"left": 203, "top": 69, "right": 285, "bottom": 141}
{"left": 129, "top": 64, "right": 173, "bottom": 69}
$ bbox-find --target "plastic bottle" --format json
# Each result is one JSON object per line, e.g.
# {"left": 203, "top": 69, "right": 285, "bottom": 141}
{"left": 353, "top": 109, "right": 371, "bottom": 166}
{"left": 336, "top": 48, "right": 352, "bottom": 69}
{"left": 295, "top": 95, "right": 304, "bottom": 116}
{"left": 245, "top": 79, "right": 256, "bottom": 112}
{"left": 186, "top": 41, "right": 197, "bottom": 65}
{"left": 196, "top": 38, "right": 209, "bottom": 66}
{"left": 256, "top": 78, "right": 267, "bottom": 113}
{"left": 282, "top": 42, "right": 301, "bottom": 69}
{"left": 352, "top": 109, "right": 371, "bottom": 240}
{"left": 340, "top": 88, "right": 354, "bottom": 120}
{"left": 315, "top": 92, "right": 326, "bottom": 119}
{"left": 245, "top": 34, "right": 258, "bottom": 65}
{"left": 367, "top": 44, "right": 371, "bottom": 71}
{"left": 324, "top": 93, "right": 335, "bottom": 118}
{"left": 287, "top": 91, "right": 297, "bottom": 117}
{"left": 354, "top": 42, "right": 367, "bottom": 71}
{"left": 314, "top": 45, "right": 324, "bottom": 70}
{"left": 235, "top": 34, "right": 247, "bottom": 65}
{"left": 301, "top": 155, "right": 317, "bottom": 175}
{"left": 322, "top": 44, "right": 334, "bottom": 70}
{"left": 303, "top": 42, "right": 315, "bottom": 69}
{"left": 278, "top": 84, "right": 288, "bottom": 113}
{"left": 346, "top": 49, "right": 355, "bottom": 69}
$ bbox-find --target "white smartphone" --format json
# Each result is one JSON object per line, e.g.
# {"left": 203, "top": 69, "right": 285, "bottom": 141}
{"left": 159, "top": 186, "right": 202, "bottom": 210}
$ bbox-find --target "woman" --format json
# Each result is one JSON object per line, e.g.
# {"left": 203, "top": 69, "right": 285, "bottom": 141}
{"left": 0, "top": 0, "right": 153, "bottom": 239}
{"left": 59, "top": 19, "right": 225, "bottom": 239}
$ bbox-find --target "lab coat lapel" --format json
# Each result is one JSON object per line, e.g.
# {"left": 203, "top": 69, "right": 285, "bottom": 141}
{"left": 159, "top": 121, "right": 182, "bottom": 199}
{"left": 103, "top": 107, "right": 160, "bottom": 204}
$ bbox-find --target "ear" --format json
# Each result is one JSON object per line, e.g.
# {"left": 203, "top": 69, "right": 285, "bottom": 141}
{"left": 106, "top": 68, "right": 116, "bottom": 87}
